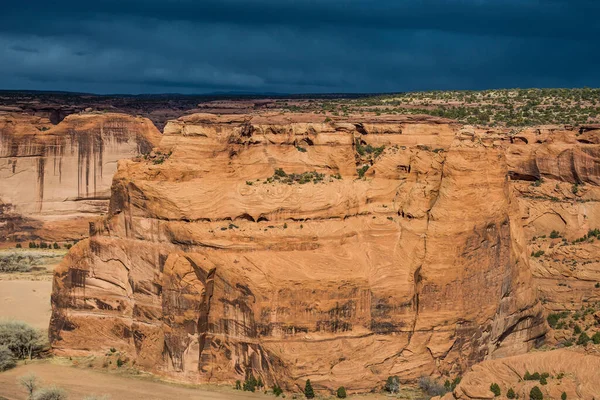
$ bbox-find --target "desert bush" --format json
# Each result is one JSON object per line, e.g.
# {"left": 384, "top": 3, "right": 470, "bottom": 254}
{"left": 82, "top": 396, "right": 110, "bottom": 400}
{"left": 16, "top": 243, "right": 22, "bottom": 248}
{"left": 490, "top": 383, "right": 501, "bottom": 396}
{"left": 242, "top": 374, "right": 257, "bottom": 392}
{"left": 0, "top": 321, "right": 46, "bottom": 360}
{"left": 530, "top": 386, "right": 543, "bottom": 400}
{"left": 418, "top": 376, "right": 446, "bottom": 396}
{"left": 591, "top": 332, "right": 600, "bottom": 344}
{"left": 19, "top": 373, "right": 39, "bottom": 399}
{"left": 507, "top": 388, "right": 516, "bottom": 399}
{"left": 0, "top": 345, "right": 16, "bottom": 371}
{"left": 384, "top": 376, "right": 400, "bottom": 393}
{"left": 561, "top": 392, "right": 567, "bottom": 400}
{"left": 577, "top": 332, "right": 590, "bottom": 345}
{"left": 32, "top": 386, "right": 67, "bottom": 400}
{"left": 444, "top": 377, "right": 461, "bottom": 391}
{"left": 0, "top": 253, "right": 34, "bottom": 273}
{"left": 304, "top": 379, "right": 315, "bottom": 399}
{"left": 235, "top": 380, "right": 241, "bottom": 390}
{"left": 357, "top": 165, "right": 369, "bottom": 178}
{"left": 272, "top": 384, "right": 283, "bottom": 397}
{"left": 336, "top": 386, "right": 347, "bottom": 398}
{"left": 524, "top": 371, "right": 540, "bottom": 380}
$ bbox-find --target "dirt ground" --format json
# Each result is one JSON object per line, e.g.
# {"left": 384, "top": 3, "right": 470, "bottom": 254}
{"left": 0, "top": 280, "right": 52, "bottom": 329}
{"left": 0, "top": 362, "right": 268, "bottom": 400}
{"left": 0, "top": 361, "right": 409, "bottom": 400}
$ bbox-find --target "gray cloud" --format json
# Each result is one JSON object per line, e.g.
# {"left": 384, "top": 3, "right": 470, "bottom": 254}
{"left": 0, "top": 1, "right": 598, "bottom": 94}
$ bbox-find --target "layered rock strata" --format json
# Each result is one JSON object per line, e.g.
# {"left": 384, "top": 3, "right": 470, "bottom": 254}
{"left": 50, "top": 113, "right": 547, "bottom": 392}
{"left": 0, "top": 113, "right": 161, "bottom": 242}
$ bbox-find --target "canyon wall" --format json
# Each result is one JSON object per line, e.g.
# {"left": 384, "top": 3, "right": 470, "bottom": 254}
{"left": 49, "top": 113, "right": 551, "bottom": 393}
{"left": 0, "top": 112, "right": 161, "bottom": 242}
{"left": 506, "top": 127, "right": 600, "bottom": 314}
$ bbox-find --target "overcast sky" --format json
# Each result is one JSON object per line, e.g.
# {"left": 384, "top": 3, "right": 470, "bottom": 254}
{"left": 1, "top": 0, "right": 598, "bottom": 94}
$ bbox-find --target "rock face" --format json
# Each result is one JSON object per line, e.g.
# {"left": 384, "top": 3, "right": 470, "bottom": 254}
{"left": 0, "top": 113, "right": 161, "bottom": 242}
{"left": 50, "top": 113, "right": 547, "bottom": 392}
{"left": 443, "top": 348, "right": 600, "bottom": 400}
{"left": 505, "top": 127, "right": 600, "bottom": 315}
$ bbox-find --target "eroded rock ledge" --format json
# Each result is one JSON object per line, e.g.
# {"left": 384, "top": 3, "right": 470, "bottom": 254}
{"left": 49, "top": 113, "right": 567, "bottom": 393}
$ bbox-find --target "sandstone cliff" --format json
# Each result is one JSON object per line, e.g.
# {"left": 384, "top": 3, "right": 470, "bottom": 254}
{"left": 49, "top": 113, "right": 549, "bottom": 393}
{"left": 0, "top": 112, "right": 161, "bottom": 243}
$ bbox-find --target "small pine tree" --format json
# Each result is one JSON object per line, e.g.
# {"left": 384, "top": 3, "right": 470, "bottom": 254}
{"left": 490, "top": 383, "right": 501, "bottom": 397}
{"left": 507, "top": 388, "right": 516, "bottom": 399}
{"left": 540, "top": 376, "right": 547, "bottom": 385}
{"left": 592, "top": 332, "right": 600, "bottom": 344}
{"left": 561, "top": 392, "right": 567, "bottom": 400}
{"left": 336, "top": 386, "right": 347, "bottom": 398}
{"left": 304, "top": 379, "right": 315, "bottom": 399}
{"left": 235, "top": 380, "right": 241, "bottom": 390}
{"left": 15, "top": 243, "right": 22, "bottom": 248}
{"left": 530, "top": 386, "right": 543, "bottom": 400}
{"left": 53, "top": 242, "right": 59, "bottom": 249}
{"left": 577, "top": 332, "right": 590, "bottom": 346}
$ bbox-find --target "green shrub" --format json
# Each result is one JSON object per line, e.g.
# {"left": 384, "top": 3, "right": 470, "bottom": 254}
{"left": 444, "top": 377, "right": 461, "bottom": 391}
{"left": 272, "top": 384, "right": 283, "bottom": 397}
{"left": 574, "top": 325, "right": 582, "bottom": 334}
{"left": 384, "top": 376, "right": 400, "bottom": 393}
{"left": 16, "top": 243, "right": 22, "bottom": 248}
{"left": 52, "top": 243, "right": 59, "bottom": 249}
{"left": 530, "top": 386, "right": 543, "bottom": 400}
{"left": 540, "top": 376, "right": 547, "bottom": 385}
{"left": 577, "top": 332, "right": 590, "bottom": 346}
{"left": 336, "top": 386, "right": 347, "bottom": 398}
{"left": 243, "top": 375, "right": 258, "bottom": 392}
{"left": 507, "top": 388, "right": 516, "bottom": 399}
{"left": 550, "top": 230, "right": 560, "bottom": 239}
{"left": 490, "top": 383, "right": 501, "bottom": 396}
{"left": 235, "top": 380, "right": 241, "bottom": 390}
{"left": 592, "top": 332, "right": 600, "bottom": 344}
{"left": 524, "top": 371, "right": 541, "bottom": 381}
{"left": 304, "top": 379, "right": 315, "bottom": 399}
{"left": 0, "top": 345, "right": 16, "bottom": 371}
{"left": 357, "top": 165, "right": 369, "bottom": 178}
{"left": 561, "top": 392, "right": 567, "bottom": 400}
{"left": 531, "top": 250, "right": 545, "bottom": 257}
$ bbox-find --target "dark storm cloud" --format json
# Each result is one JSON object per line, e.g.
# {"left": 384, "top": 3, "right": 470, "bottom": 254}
{"left": 0, "top": 0, "right": 598, "bottom": 94}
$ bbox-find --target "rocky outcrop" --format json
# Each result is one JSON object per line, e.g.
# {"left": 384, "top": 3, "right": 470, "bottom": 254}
{"left": 49, "top": 113, "right": 546, "bottom": 393}
{"left": 0, "top": 113, "right": 161, "bottom": 242}
{"left": 442, "top": 349, "right": 600, "bottom": 400}
{"left": 504, "top": 127, "right": 600, "bottom": 314}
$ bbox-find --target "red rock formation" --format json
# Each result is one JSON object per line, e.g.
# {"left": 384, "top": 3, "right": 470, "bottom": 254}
{"left": 0, "top": 112, "right": 161, "bottom": 242}
{"left": 50, "top": 114, "right": 546, "bottom": 393}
